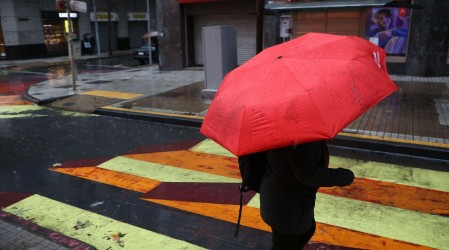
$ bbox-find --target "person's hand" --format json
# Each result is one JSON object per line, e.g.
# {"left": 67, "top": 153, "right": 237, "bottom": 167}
{"left": 336, "top": 168, "right": 355, "bottom": 187}
{"left": 377, "top": 30, "right": 392, "bottom": 40}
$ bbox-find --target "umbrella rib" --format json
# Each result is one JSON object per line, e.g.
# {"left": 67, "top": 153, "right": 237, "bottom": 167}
{"left": 280, "top": 58, "right": 331, "bottom": 138}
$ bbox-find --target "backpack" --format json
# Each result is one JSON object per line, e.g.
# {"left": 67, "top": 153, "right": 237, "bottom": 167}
{"left": 235, "top": 151, "right": 266, "bottom": 237}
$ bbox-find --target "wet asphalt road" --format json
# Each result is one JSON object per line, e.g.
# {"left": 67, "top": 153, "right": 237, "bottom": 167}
{"left": 0, "top": 58, "right": 273, "bottom": 249}
{"left": 0, "top": 106, "right": 265, "bottom": 249}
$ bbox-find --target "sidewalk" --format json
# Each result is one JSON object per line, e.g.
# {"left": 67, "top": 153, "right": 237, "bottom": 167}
{"left": 3, "top": 53, "right": 449, "bottom": 162}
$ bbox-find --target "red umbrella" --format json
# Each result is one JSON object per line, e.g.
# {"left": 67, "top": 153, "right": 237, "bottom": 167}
{"left": 200, "top": 33, "right": 398, "bottom": 156}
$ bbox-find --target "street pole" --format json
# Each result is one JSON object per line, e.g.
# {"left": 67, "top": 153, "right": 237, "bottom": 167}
{"left": 146, "top": 0, "right": 152, "bottom": 64}
{"left": 93, "top": 0, "right": 101, "bottom": 57}
{"left": 66, "top": 5, "right": 77, "bottom": 91}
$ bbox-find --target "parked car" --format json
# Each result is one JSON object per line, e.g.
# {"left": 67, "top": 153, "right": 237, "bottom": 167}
{"left": 132, "top": 43, "right": 158, "bottom": 65}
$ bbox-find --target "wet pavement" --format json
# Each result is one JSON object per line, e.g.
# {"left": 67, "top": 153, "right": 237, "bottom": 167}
{"left": 18, "top": 57, "right": 449, "bottom": 162}
{"left": 1, "top": 108, "right": 448, "bottom": 249}
{"left": 1, "top": 53, "right": 449, "bottom": 249}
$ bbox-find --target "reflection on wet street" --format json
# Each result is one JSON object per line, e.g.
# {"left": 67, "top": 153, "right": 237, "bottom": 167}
{"left": 0, "top": 56, "right": 138, "bottom": 107}
{"left": 0, "top": 55, "right": 138, "bottom": 98}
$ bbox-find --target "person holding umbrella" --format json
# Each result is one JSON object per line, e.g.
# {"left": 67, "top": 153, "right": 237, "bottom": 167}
{"left": 200, "top": 32, "right": 398, "bottom": 248}
{"left": 260, "top": 141, "right": 354, "bottom": 249}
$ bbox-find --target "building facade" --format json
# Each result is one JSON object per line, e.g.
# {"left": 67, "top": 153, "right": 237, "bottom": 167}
{"left": 0, "top": 0, "right": 156, "bottom": 59}
{"left": 172, "top": 0, "right": 449, "bottom": 76}
{"left": 0, "top": 0, "right": 448, "bottom": 76}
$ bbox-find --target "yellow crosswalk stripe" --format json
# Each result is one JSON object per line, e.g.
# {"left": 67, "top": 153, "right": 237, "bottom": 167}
{"left": 3, "top": 194, "right": 204, "bottom": 249}
{"left": 0, "top": 105, "right": 93, "bottom": 118}
{"left": 315, "top": 193, "right": 449, "bottom": 250}
{"left": 0, "top": 105, "right": 44, "bottom": 118}
{"left": 98, "top": 156, "right": 240, "bottom": 183}
{"left": 81, "top": 90, "right": 143, "bottom": 99}
{"left": 191, "top": 139, "right": 449, "bottom": 192}
{"left": 331, "top": 156, "right": 449, "bottom": 192}
{"left": 44, "top": 139, "right": 449, "bottom": 249}
{"left": 190, "top": 139, "right": 235, "bottom": 158}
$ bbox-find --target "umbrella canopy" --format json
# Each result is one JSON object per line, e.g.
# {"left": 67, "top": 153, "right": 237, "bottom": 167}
{"left": 200, "top": 32, "right": 398, "bottom": 156}
{"left": 143, "top": 31, "right": 159, "bottom": 39}
{"left": 82, "top": 33, "right": 93, "bottom": 39}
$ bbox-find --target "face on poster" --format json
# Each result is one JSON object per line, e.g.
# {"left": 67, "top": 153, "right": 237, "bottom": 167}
{"left": 365, "top": 7, "right": 410, "bottom": 56}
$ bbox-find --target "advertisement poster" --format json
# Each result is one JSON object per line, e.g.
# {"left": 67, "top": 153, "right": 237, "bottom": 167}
{"left": 365, "top": 7, "right": 410, "bottom": 56}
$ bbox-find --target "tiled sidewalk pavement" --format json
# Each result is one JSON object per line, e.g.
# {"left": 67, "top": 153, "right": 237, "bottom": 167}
{"left": 344, "top": 75, "right": 449, "bottom": 145}
{"left": 0, "top": 219, "right": 69, "bottom": 250}
{"left": 0, "top": 210, "right": 94, "bottom": 249}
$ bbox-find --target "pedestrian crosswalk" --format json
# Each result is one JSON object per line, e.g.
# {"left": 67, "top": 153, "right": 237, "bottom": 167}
{"left": 3, "top": 138, "right": 449, "bottom": 249}
{"left": 3, "top": 195, "right": 204, "bottom": 249}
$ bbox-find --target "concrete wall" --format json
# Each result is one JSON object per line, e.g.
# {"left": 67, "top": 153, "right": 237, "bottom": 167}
{"left": 156, "top": 0, "right": 183, "bottom": 70}
{"left": 263, "top": 12, "right": 279, "bottom": 49}
{"left": 1, "top": 0, "right": 46, "bottom": 58}
{"left": 405, "top": 0, "right": 449, "bottom": 76}
{"left": 1, "top": 0, "right": 44, "bottom": 46}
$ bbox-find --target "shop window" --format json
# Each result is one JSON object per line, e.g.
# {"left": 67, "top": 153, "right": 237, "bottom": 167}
{"left": 43, "top": 20, "right": 68, "bottom": 54}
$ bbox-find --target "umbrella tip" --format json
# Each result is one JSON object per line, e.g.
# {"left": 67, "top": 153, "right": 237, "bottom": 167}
{"left": 277, "top": 56, "right": 283, "bottom": 59}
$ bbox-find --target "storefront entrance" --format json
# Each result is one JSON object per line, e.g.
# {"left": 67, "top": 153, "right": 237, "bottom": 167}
{"left": 41, "top": 11, "right": 79, "bottom": 56}
{"left": 43, "top": 19, "right": 67, "bottom": 54}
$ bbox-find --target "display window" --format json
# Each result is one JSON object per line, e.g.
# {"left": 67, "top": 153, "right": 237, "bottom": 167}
{"left": 41, "top": 11, "right": 78, "bottom": 55}
{"left": 43, "top": 20, "right": 68, "bottom": 53}
{"left": 364, "top": 7, "right": 411, "bottom": 57}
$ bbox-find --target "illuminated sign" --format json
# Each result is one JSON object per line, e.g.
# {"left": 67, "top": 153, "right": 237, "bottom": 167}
{"left": 128, "top": 12, "right": 148, "bottom": 21}
{"left": 89, "top": 12, "right": 119, "bottom": 22}
{"left": 59, "top": 12, "right": 78, "bottom": 18}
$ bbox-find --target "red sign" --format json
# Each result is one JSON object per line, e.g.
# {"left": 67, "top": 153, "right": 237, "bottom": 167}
{"left": 56, "top": 0, "right": 67, "bottom": 11}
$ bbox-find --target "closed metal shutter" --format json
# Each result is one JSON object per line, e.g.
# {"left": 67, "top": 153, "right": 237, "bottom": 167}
{"left": 293, "top": 9, "right": 363, "bottom": 38}
{"left": 193, "top": 14, "right": 256, "bottom": 66}
{"left": 128, "top": 22, "right": 148, "bottom": 48}
{"left": 91, "top": 22, "right": 118, "bottom": 51}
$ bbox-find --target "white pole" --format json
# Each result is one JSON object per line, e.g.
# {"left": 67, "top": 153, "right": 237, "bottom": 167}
{"left": 93, "top": 0, "right": 101, "bottom": 57}
{"left": 146, "top": 0, "right": 152, "bottom": 64}
{"left": 66, "top": 6, "right": 77, "bottom": 91}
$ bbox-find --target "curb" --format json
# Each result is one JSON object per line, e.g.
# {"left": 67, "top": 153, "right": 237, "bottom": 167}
{"left": 94, "top": 107, "right": 203, "bottom": 127}
{"left": 1, "top": 51, "right": 131, "bottom": 70}
{"left": 22, "top": 86, "right": 74, "bottom": 105}
{"left": 94, "top": 106, "right": 449, "bottom": 167}
{"left": 331, "top": 134, "right": 449, "bottom": 166}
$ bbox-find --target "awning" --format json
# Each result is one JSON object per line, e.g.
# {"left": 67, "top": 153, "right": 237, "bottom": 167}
{"left": 265, "top": 0, "right": 393, "bottom": 10}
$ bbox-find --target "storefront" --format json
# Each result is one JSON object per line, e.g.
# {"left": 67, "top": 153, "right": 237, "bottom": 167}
{"left": 90, "top": 12, "right": 118, "bottom": 51}
{"left": 41, "top": 11, "right": 79, "bottom": 55}
{"left": 128, "top": 12, "right": 150, "bottom": 48}
{"left": 265, "top": 0, "right": 413, "bottom": 63}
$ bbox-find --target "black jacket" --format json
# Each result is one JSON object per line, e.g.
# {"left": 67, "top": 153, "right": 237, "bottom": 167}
{"left": 259, "top": 141, "right": 354, "bottom": 234}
